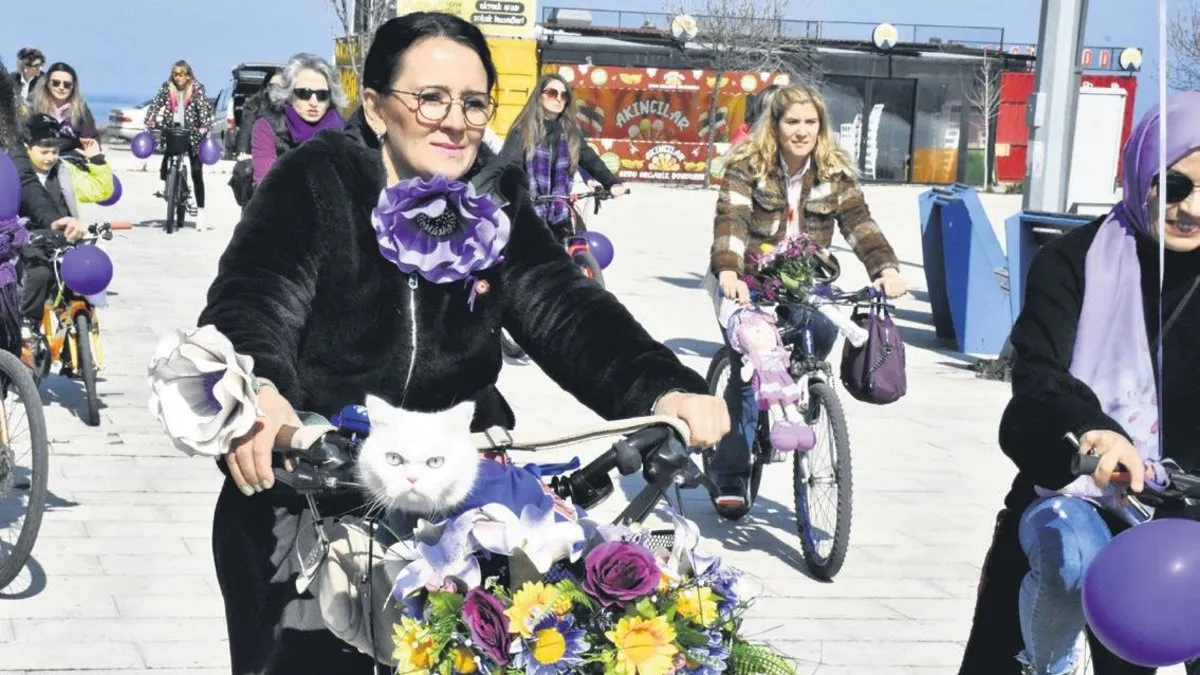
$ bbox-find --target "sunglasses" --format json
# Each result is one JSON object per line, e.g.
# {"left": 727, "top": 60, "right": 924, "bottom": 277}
{"left": 172, "top": 71, "right": 190, "bottom": 78}
{"left": 294, "top": 88, "right": 331, "bottom": 103}
{"left": 1152, "top": 170, "right": 1196, "bottom": 204}
{"left": 49, "top": 79, "right": 73, "bottom": 90}
{"left": 542, "top": 88, "right": 568, "bottom": 102}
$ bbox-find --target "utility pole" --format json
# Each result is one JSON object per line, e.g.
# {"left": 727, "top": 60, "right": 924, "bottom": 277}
{"left": 1021, "top": 0, "right": 1089, "bottom": 213}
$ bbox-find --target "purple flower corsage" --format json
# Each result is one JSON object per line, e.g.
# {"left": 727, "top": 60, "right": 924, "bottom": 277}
{"left": 371, "top": 174, "right": 511, "bottom": 305}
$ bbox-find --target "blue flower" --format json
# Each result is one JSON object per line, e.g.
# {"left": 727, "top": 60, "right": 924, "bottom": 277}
{"left": 679, "top": 629, "right": 731, "bottom": 675}
{"left": 509, "top": 613, "right": 590, "bottom": 675}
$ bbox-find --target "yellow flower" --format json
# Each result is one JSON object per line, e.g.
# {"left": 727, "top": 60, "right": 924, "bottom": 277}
{"left": 449, "top": 645, "right": 478, "bottom": 674}
{"left": 674, "top": 586, "right": 719, "bottom": 627}
{"left": 530, "top": 625, "right": 568, "bottom": 664}
{"left": 391, "top": 616, "right": 435, "bottom": 674}
{"left": 606, "top": 615, "right": 678, "bottom": 675}
{"left": 505, "top": 582, "right": 572, "bottom": 637}
{"left": 760, "top": 242, "right": 775, "bottom": 253}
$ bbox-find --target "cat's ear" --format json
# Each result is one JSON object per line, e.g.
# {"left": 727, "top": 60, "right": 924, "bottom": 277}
{"left": 363, "top": 394, "right": 392, "bottom": 427}
{"left": 446, "top": 400, "right": 477, "bottom": 428}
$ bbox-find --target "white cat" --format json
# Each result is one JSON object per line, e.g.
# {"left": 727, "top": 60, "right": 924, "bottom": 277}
{"left": 355, "top": 394, "right": 479, "bottom": 516}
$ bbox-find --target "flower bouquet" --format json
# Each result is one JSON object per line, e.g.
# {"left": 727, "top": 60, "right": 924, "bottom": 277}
{"left": 386, "top": 501, "right": 797, "bottom": 675}
{"left": 741, "top": 234, "right": 822, "bottom": 304}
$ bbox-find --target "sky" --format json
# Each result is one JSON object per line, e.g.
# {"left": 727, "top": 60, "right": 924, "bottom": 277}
{"left": 0, "top": 0, "right": 1169, "bottom": 119}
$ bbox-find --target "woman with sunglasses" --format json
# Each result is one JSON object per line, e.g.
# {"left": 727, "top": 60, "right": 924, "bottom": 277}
{"left": 30, "top": 63, "right": 98, "bottom": 150}
{"left": 494, "top": 73, "right": 627, "bottom": 234}
{"left": 144, "top": 60, "right": 215, "bottom": 229}
{"left": 959, "top": 92, "right": 1200, "bottom": 675}
{"left": 196, "top": 12, "right": 728, "bottom": 672}
{"left": 250, "top": 53, "right": 346, "bottom": 185}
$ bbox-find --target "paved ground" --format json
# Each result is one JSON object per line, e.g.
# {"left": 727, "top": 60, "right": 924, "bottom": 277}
{"left": 0, "top": 148, "right": 1177, "bottom": 674}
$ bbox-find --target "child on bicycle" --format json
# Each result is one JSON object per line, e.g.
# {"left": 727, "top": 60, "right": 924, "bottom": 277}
{"left": 14, "top": 113, "right": 103, "bottom": 366}
{"left": 704, "top": 84, "right": 907, "bottom": 516}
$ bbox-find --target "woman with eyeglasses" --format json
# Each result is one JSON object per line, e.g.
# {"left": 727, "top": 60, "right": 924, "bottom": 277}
{"left": 30, "top": 63, "right": 99, "bottom": 150}
{"left": 958, "top": 93, "right": 1200, "bottom": 675}
{"left": 144, "top": 60, "right": 215, "bottom": 230}
{"left": 494, "top": 73, "right": 627, "bottom": 234}
{"left": 195, "top": 12, "right": 728, "bottom": 672}
{"left": 250, "top": 53, "right": 346, "bottom": 186}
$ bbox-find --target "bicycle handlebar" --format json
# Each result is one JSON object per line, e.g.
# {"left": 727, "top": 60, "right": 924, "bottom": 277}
{"left": 531, "top": 186, "right": 627, "bottom": 216}
{"left": 1066, "top": 434, "right": 1200, "bottom": 514}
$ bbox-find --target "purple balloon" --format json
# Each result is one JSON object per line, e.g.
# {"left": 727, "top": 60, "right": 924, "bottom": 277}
{"left": 130, "top": 131, "right": 155, "bottom": 160}
{"left": 0, "top": 150, "right": 19, "bottom": 219}
{"left": 60, "top": 246, "right": 114, "bottom": 296}
{"left": 198, "top": 136, "right": 221, "bottom": 166}
{"left": 1083, "top": 518, "right": 1200, "bottom": 667}
{"left": 585, "top": 231, "right": 614, "bottom": 269}
{"left": 97, "top": 175, "right": 122, "bottom": 207}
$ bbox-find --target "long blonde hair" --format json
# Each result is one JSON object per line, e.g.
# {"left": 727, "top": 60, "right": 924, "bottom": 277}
{"left": 510, "top": 73, "right": 583, "bottom": 171}
{"left": 728, "top": 84, "right": 856, "bottom": 184}
{"left": 32, "top": 62, "right": 85, "bottom": 128}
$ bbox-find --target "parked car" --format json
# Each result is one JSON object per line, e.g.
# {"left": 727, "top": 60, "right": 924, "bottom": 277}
{"left": 105, "top": 98, "right": 153, "bottom": 142}
{"left": 222, "top": 62, "right": 284, "bottom": 158}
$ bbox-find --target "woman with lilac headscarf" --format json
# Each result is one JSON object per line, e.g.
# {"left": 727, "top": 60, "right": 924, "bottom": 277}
{"left": 958, "top": 92, "right": 1200, "bottom": 675}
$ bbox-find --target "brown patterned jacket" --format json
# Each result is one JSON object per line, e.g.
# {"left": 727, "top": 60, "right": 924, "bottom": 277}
{"left": 710, "top": 157, "right": 899, "bottom": 278}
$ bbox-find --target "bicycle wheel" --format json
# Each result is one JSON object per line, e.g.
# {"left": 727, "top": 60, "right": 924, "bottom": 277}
{"left": 703, "top": 348, "right": 765, "bottom": 521}
{"left": 73, "top": 313, "right": 100, "bottom": 427}
{"left": 572, "top": 251, "right": 605, "bottom": 289}
{"left": 172, "top": 168, "right": 187, "bottom": 232}
{"left": 0, "top": 349, "right": 51, "bottom": 589}
{"left": 499, "top": 330, "right": 526, "bottom": 360}
{"left": 795, "top": 380, "right": 853, "bottom": 579}
{"left": 164, "top": 160, "right": 180, "bottom": 234}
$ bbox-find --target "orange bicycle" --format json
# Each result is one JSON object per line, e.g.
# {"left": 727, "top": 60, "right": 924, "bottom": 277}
{"left": 24, "top": 222, "right": 125, "bottom": 426}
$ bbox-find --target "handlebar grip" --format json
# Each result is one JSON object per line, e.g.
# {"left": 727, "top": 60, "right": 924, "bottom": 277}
{"left": 1070, "top": 453, "right": 1100, "bottom": 476}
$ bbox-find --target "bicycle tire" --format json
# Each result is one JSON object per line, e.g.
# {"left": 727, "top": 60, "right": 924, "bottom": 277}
{"left": 572, "top": 251, "right": 605, "bottom": 288}
{"left": 164, "top": 161, "right": 180, "bottom": 234}
{"left": 499, "top": 330, "right": 526, "bottom": 360}
{"left": 795, "top": 380, "right": 853, "bottom": 580}
{"left": 73, "top": 313, "right": 100, "bottom": 427}
{"left": 703, "top": 347, "right": 765, "bottom": 521}
{"left": 0, "top": 349, "right": 51, "bottom": 589}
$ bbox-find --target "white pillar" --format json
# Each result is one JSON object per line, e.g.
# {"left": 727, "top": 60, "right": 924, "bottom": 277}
{"left": 1022, "top": 0, "right": 1089, "bottom": 213}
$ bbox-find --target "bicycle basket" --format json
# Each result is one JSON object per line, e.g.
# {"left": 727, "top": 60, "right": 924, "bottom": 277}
{"left": 162, "top": 128, "right": 191, "bottom": 156}
{"left": 777, "top": 302, "right": 840, "bottom": 361}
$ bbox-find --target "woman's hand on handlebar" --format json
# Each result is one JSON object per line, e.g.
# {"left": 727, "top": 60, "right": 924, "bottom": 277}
{"left": 609, "top": 183, "right": 629, "bottom": 198}
{"left": 652, "top": 391, "right": 730, "bottom": 447}
{"left": 718, "top": 270, "right": 750, "bottom": 305}
{"left": 1079, "top": 429, "right": 1145, "bottom": 493}
{"left": 226, "top": 385, "right": 302, "bottom": 496}
{"left": 872, "top": 268, "right": 908, "bottom": 299}
{"left": 51, "top": 217, "right": 88, "bottom": 243}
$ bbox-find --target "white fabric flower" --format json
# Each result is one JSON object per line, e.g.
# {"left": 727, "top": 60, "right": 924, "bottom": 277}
{"left": 469, "top": 501, "right": 587, "bottom": 574}
{"left": 146, "top": 325, "right": 261, "bottom": 457}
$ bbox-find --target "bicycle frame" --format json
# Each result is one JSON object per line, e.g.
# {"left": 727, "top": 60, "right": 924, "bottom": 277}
{"left": 32, "top": 234, "right": 110, "bottom": 376}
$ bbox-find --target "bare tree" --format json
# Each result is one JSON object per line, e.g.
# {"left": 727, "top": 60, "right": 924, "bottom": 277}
{"left": 963, "top": 49, "right": 1001, "bottom": 190}
{"left": 1167, "top": 0, "right": 1200, "bottom": 90}
{"left": 330, "top": 0, "right": 396, "bottom": 107}
{"left": 664, "top": 0, "right": 820, "bottom": 181}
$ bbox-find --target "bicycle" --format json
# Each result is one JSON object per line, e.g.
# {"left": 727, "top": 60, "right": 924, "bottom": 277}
{"left": 704, "top": 283, "right": 877, "bottom": 580}
{"left": 501, "top": 186, "right": 624, "bottom": 360}
{"left": 26, "top": 222, "right": 122, "bottom": 427}
{"left": 150, "top": 123, "right": 194, "bottom": 234}
{"left": 0, "top": 343, "right": 52, "bottom": 590}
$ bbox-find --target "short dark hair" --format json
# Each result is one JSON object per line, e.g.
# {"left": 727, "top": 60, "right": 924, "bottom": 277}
{"left": 362, "top": 12, "right": 497, "bottom": 95}
{"left": 17, "top": 48, "right": 44, "bottom": 67}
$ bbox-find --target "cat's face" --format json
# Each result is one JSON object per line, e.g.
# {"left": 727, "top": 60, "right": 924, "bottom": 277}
{"left": 355, "top": 394, "right": 479, "bottom": 516}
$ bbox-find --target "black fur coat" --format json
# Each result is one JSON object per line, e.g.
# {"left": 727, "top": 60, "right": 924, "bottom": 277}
{"left": 197, "top": 130, "right": 706, "bottom": 430}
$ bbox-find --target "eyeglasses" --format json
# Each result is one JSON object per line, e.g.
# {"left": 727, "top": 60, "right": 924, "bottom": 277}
{"left": 542, "top": 88, "right": 568, "bottom": 102}
{"left": 293, "top": 88, "right": 331, "bottom": 103}
{"left": 27, "top": 62, "right": 43, "bottom": 70}
{"left": 172, "top": 71, "right": 190, "bottom": 78}
{"left": 1152, "top": 170, "right": 1196, "bottom": 204}
{"left": 387, "top": 87, "right": 496, "bottom": 127}
{"left": 49, "top": 79, "right": 73, "bottom": 90}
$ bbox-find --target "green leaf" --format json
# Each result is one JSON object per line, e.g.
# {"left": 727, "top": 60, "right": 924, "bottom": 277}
{"left": 634, "top": 597, "right": 658, "bottom": 619}
{"left": 727, "top": 641, "right": 799, "bottom": 675}
{"left": 673, "top": 623, "right": 709, "bottom": 648}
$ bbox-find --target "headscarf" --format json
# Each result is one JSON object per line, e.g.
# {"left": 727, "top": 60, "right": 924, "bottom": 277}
{"left": 1041, "top": 91, "right": 1200, "bottom": 519}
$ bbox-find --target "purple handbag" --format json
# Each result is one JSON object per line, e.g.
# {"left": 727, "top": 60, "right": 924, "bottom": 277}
{"left": 839, "top": 298, "right": 907, "bottom": 405}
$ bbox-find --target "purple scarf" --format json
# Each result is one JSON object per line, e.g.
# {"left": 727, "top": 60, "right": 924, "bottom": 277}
{"left": 1041, "top": 91, "right": 1200, "bottom": 517}
{"left": 283, "top": 106, "right": 344, "bottom": 145}
{"left": 527, "top": 131, "right": 571, "bottom": 225}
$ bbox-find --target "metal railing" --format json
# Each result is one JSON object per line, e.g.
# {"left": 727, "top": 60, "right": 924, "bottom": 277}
{"left": 538, "top": 7, "right": 1007, "bottom": 50}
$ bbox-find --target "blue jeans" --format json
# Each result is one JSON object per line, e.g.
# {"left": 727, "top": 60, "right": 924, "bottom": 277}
{"left": 1017, "top": 495, "right": 1114, "bottom": 674}
{"left": 708, "top": 330, "right": 759, "bottom": 491}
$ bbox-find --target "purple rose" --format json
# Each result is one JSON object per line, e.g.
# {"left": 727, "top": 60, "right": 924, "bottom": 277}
{"left": 462, "top": 587, "right": 511, "bottom": 665}
{"left": 582, "top": 541, "right": 660, "bottom": 608}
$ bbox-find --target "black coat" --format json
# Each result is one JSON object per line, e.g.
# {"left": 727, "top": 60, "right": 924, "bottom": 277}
{"left": 495, "top": 118, "right": 619, "bottom": 189}
{"left": 197, "top": 129, "right": 705, "bottom": 432}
